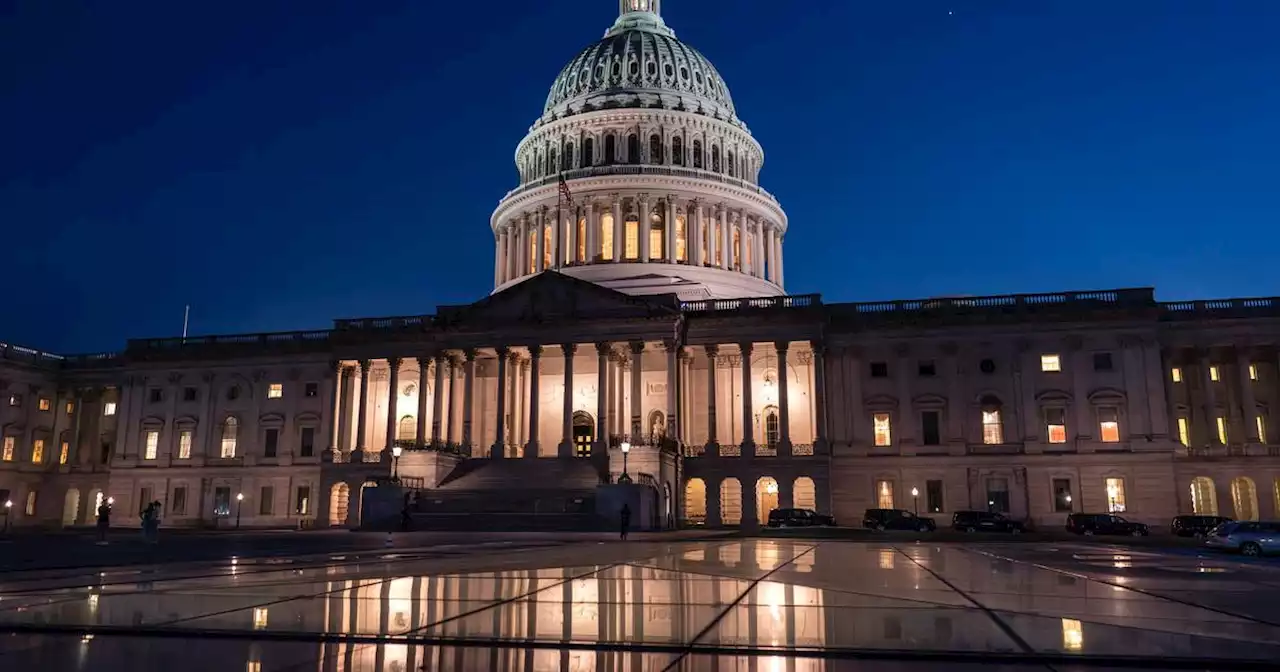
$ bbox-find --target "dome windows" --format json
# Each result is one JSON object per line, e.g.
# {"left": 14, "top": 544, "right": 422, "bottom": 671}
{"left": 646, "top": 60, "right": 657, "bottom": 78}
{"left": 679, "top": 66, "right": 688, "bottom": 81}
{"left": 611, "top": 61, "right": 621, "bottom": 79}
{"left": 664, "top": 63, "right": 674, "bottom": 79}
{"left": 692, "top": 140, "right": 703, "bottom": 168}
{"left": 629, "top": 60, "right": 639, "bottom": 77}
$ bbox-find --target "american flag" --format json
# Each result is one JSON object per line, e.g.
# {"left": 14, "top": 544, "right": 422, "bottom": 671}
{"left": 558, "top": 174, "right": 574, "bottom": 207}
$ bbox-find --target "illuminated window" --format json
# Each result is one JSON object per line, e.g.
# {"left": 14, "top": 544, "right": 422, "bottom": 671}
{"left": 267, "top": 383, "right": 283, "bottom": 399}
{"left": 731, "top": 228, "right": 741, "bottom": 269}
{"left": 1046, "top": 408, "right": 1067, "bottom": 444}
{"left": 252, "top": 607, "right": 268, "bottom": 630}
{"left": 543, "top": 224, "right": 553, "bottom": 268}
{"left": 104, "top": 402, "right": 117, "bottom": 416}
{"left": 981, "top": 409, "right": 1003, "bottom": 444}
{"left": 65, "top": 401, "right": 74, "bottom": 415}
{"left": 25, "top": 491, "right": 37, "bottom": 516}
{"left": 1171, "top": 367, "right": 1183, "bottom": 383}
{"left": 59, "top": 442, "right": 69, "bottom": 465}
{"left": 873, "top": 413, "right": 892, "bottom": 447}
{"left": 528, "top": 229, "right": 536, "bottom": 273}
{"left": 178, "top": 430, "right": 192, "bottom": 459}
{"left": 38, "top": 397, "right": 50, "bottom": 411}
{"left": 7, "top": 394, "right": 18, "bottom": 407}
{"left": 875, "top": 480, "right": 894, "bottom": 509}
{"left": 1177, "top": 417, "right": 1190, "bottom": 447}
{"left": 247, "top": 662, "right": 261, "bottom": 672}
{"left": 1098, "top": 408, "right": 1120, "bottom": 443}
{"left": 1104, "top": 478, "right": 1126, "bottom": 512}
{"left": 1258, "top": 416, "right": 1268, "bottom": 444}
{"left": 1, "top": 437, "right": 12, "bottom": 461}
{"left": 397, "top": 415, "right": 416, "bottom": 441}
{"left": 1189, "top": 477, "right": 1217, "bottom": 515}
{"left": 649, "top": 212, "right": 665, "bottom": 260}
{"left": 1061, "top": 618, "right": 1084, "bottom": 652}
{"left": 1040, "top": 354, "right": 1061, "bottom": 372}
{"left": 675, "top": 215, "right": 687, "bottom": 261}
{"left": 624, "top": 217, "right": 639, "bottom": 259}
{"left": 1209, "top": 365, "right": 1220, "bottom": 382}
{"left": 1249, "top": 363, "right": 1259, "bottom": 381}
{"left": 1216, "top": 416, "right": 1227, "bottom": 445}
{"left": 31, "top": 439, "right": 44, "bottom": 464}
{"left": 144, "top": 431, "right": 159, "bottom": 460}
{"left": 295, "top": 486, "right": 311, "bottom": 515}
{"left": 576, "top": 217, "right": 586, "bottom": 262}
{"left": 221, "top": 418, "right": 239, "bottom": 458}
{"left": 714, "top": 223, "right": 723, "bottom": 265}
{"left": 600, "top": 212, "right": 614, "bottom": 260}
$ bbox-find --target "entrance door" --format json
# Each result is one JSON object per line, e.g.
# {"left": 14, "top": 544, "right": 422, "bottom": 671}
{"left": 572, "top": 412, "right": 594, "bottom": 457}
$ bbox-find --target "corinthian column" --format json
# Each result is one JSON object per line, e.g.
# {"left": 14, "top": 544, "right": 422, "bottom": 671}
{"left": 559, "top": 344, "right": 577, "bottom": 458}
{"left": 385, "top": 357, "right": 401, "bottom": 452}
{"left": 355, "top": 360, "right": 371, "bottom": 456}
{"left": 462, "top": 350, "right": 476, "bottom": 452}
{"left": 630, "top": 342, "right": 644, "bottom": 438}
{"left": 740, "top": 343, "right": 755, "bottom": 454}
{"left": 706, "top": 345, "right": 719, "bottom": 449}
{"left": 431, "top": 354, "right": 446, "bottom": 445}
{"left": 718, "top": 204, "right": 730, "bottom": 270}
{"left": 525, "top": 345, "right": 542, "bottom": 458}
{"left": 639, "top": 194, "right": 651, "bottom": 261}
{"left": 776, "top": 341, "right": 792, "bottom": 455}
{"left": 491, "top": 348, "right": 508, "bottom": 459}
{"left": 595, "top": 343, "right": 610, "bottom": 453}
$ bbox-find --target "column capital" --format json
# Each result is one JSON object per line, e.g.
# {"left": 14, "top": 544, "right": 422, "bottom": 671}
{"left": 774, "top": 340, "right": 790, "bottom": 353}
{"left": 704, "top": 344, "right": 720, "bottom": 357}
{"left": 528, "top": 344, "right": 543, "bottom": 358}
{"left": 463, "top": 348, "right": 477, "bottom": 362}
{"left": 638, "top": 192, "right": 651, "bottom": 205}
{"left": 715, "top": 202, "right": 726, "bottom": 214}
{"left": 595, "top": 341, "right": 612, "bottom": 355}
{"left": 629, "top": 341, "right": 646, "bottom": 355}
{"left": 562, "top": 343, "right": 578, "bottom": 356}
{"left": 494, "top": 346, "right": 510, "bottom": 356}
{"left": 739, "top": 342, "right": 754, "bottom": 356}
{"left": 610, "top": 192, "right": 621, "bottom": 206}
{"left": 447, "top": 355, "right": 461, "bottom": 369}
{"left": 662, "top": 339, "right": 679, "bottom": 353}
{"left": 357, "top": 359, "right": 372, "bottom": 372}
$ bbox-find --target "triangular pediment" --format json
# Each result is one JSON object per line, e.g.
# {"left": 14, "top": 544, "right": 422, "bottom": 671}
{"left": 447, "top": 272, "right": 680, "bottom": 325}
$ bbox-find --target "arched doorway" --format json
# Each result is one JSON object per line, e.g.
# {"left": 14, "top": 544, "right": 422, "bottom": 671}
{"left": 1231, "top": 477, "right": 1259, "bottom": 521}
{"left": 1190, "top": 477, "right": 1218, "bottom": 515}
{"left": 62, "top": 489, "right": 80, "bottom": 527}
{"left": 720, "top": 478, "right": 742, "bottom": 526}
{"left": 684, "top": 478, "right": 706, "bottom": 525}
{"left": 756, "top": 477, "right": 779, "bottom": 525}
{"left": 794, "top": 477, "right": 816, "bottom": 511}
{"left": 329, "top": 483, "right": 350, "bottom": 527}
{"left": 572, "top": 411, "right": 594, "bottom": 457}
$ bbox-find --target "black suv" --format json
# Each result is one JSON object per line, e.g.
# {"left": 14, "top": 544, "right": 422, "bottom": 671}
{"left": 952, "top": 510, "right": 1025, "bottom": 533}
{"left": 1066, "top": 513, "right": 1149, "bottom": 536}
{"left": 1171, "top": 515, "right": 1232, "bottom": 537}
{"left": 863, "top": 508, "right": 936, "bottom": 532}
{"left": 767, "top": 507, "right": 836, "bottom": 528}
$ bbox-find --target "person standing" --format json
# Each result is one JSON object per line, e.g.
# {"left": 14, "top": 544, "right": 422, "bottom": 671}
{"left": 95, "top": 499, "right": 112, "bottom": 545}
{"left": 619, "top": 503, "right": 631, "bottom": 541}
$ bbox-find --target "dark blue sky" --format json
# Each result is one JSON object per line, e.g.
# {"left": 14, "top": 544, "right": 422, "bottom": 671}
{"left": 4, "top": 1, "right": 1279, "bottom": 353}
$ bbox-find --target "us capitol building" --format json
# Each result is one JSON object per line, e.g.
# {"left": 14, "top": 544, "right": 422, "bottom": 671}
{"left": 2, "top": 0, "right": 1278, "bottom": 531}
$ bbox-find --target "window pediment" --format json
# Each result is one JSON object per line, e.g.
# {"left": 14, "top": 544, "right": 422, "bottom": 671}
{"left": 863, "top": 394, "right": 898, "bottom": 411}
{"left": 1035, "top": 389, "right": 1073, "bottom": 404}
{"left": 1087, "top": 388, "right": 1126, "bottom": 404}
{"left": 260, "top": 412, "right": 286, "bottom": 428}
{"left": 175, "top": 415, "right": 199, "bottom": 429}
{"left": 912, "top": 394, "right": 947, "bottom": 410}
{"left": 140, "top": 415, "right": 165, "bottom": 429}
{"left": 294, "top": 412, "right": 321, "bottom": 427}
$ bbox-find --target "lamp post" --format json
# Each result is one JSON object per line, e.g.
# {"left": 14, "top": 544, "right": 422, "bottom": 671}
{"left": 911, "top": 487, "right": 919, "bottom": 516}
{"left": 1065, "top": 493, "right": 1075, "bottom": 513}
{"left": 392, "top": 444, "right": 403, "bottom": 481}
{"left": 619, "top": 441, "right": 632, "bottom": 484}
{"left": 235, "top": 492, "right": 244, "bottom": 529}
{"left": 3, "top": 500, "right": 10, "bottom": 533}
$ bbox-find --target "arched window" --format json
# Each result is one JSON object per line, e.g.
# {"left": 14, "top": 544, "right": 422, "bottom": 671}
{"left": 532, "top": 148, "right": 541, "bottom": 178}
{"left": 583, "top": 137, "right": 594, "bottom": 167}
{"left": 562, "top": 142, "right": 574, "bottom": 171}
{"left": 547, "top": 147, "right": 557, "bottom": 175}
{"left": 220, "top": 417, "right": 238, "bottom": 458}
{"left": 675, "top": 214, "right": 687, "bottom": 262}
{"left": 576, "top": 217, "right": 586, "bottom": 262}
{"left": 1190, "top": 476, "right": 1218, "bottom": 515}
{"left": 649, "top": 210, "right": 665, "bottom": 260}
{"left": 684, "top": 478, "right": 706, "bottom": 524}
{"left": 603, "top": 134, "right": 616, "bottom": 164}
{"left": 711, "top": 145, "right": 721, "bottom": 172}
{"left": 764, "top": 406, "right": 780, "bottom": 448}
{"left": 397, "top": 415, "right": 416, "bottom": 441}
{"left": 692, "top": 139, "right": 703, "bottom": 168}
{"left": 672, "top": 136, "right": 684, "bottom": 165}
{"left": 1232, "top": 477, "right": 1259, "bottom": 521}
{"left": 627, "top": 133, "right": 640, "bottom": 164}
{"left": 624, "top": 213, "right": 640, "bottom": 259}
{"left": 600, "top": 212, "right": 615, "bottom": 260}
{"left": 727, "top": 150, "right": 736, "bottom": 177}
{"left": 720, "top": 478, "right": 742, "bottom": 525}
{"left": 649, "top": 134, "right": 663, "bottom": 164}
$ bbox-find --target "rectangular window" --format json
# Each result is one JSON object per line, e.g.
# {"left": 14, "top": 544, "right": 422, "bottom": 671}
{"left": 1171, "top": 367, "right": 1183, "bottom": 383}
{"left": 1258, "top": 416, "right": 1268, "bottom": 444}
{"left": 921, "top": 411, "right": 941, "bottom": 446}
{"left": 267, "top": 383, "right": 283, "bottom": 399}
{"left": 172, "top": 487, "right": 187, "bottom": 515}
{"left": 1177, "top": 417, "right": 1190, "bottom": 447}
{"left": 264, "top": 429, "right": 279, "bottom": 458}
{"left": 65, "top": 401, "right": 74, "bottom": 415}
{"left": 1046, "top": 408, "right": 1067, "bottom": 444}
{"left": 925, "top": 480, "right": 943, "bottom": 513}
{"left": 1250, "top": 363, "right": 1259, "bottom": 381}
{"left": 1216, "top": 416, "right": 1228, "bottom": 445}
{"left": 144, "top": 431, "right": 159, "bottom": 460}
{"left": 1098, "top": 408, "right": 1120, "bottom": 443}
{"left": 259, "top": 486, "right": 274, "bottom": 515}
{"left": 675, "top": 216, "right": 687, "bottom": 261}
{"left": 870, "top": 362, "right": 889, "bottom": 378}
{"left": 601, "top": 216, "right": 614, "bottom": 261}
{"left": 31, "top": 439, "right": 44, "bottom": 464}
{"left": 1105, "top": 477, "right": 1126, "bottom": 512}
{"left": 1092, "top": 352, "right": 1113, "bottom": 371}
{"left": 624, "top": 220, "right": 639, "bottom": 259}
{"left": 304, "top": 383, "right": 319, "bottom": 398}
{"left": 25, "top": 491, "right": 37, "bottom": 516}
{"left": 1040, "top": 354, "right": 1061, "bottom": 372}
{"left": 917, "top": 361, "right": 936, "bottom": 377}
{"left": 104, "top": 401, "right": 117, "bottom": 416}
{"left": 2, "top": 437, "right": 13, "bottom": 462}
{"left": 253, "top": 607, "right": 269, "bottom": 630}
{"left": 873, "top": 412, "right": 892, "bottom": 447}
{"left": 300, "top": 427, "right": 315, "bottom": 457}
{"left": 986, "top": 478, "right": 1010, "bottom": 513}
{"left": 981, "top": 409, "right": 1003, "bottom": 445}
{"left": 183, "top": 387, "right": 197, "bottom": 402}
{"left": 59, "top": 441, "right": 69, "bottom": 465}
{"left": 1052, "top": 478, "right": 1074, "bottom": 512}
{"left": 214, "top": 487, "right": 231, "bottom": 517}
{"left": 178, "top": 430, "right": 192, "bottom": 459}
{"left": 38, "top": 397, "right": 50, "bottom": 411}
{"left": 1209, "top": 365, "right": 1220, "bottom": 382}
{"left": 295, "top": 486, "right": 311, "bottom": 515}
{"left": 875, "top": 480, "right": 894, "bottom": 509}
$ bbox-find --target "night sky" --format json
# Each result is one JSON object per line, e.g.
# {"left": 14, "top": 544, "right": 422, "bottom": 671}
{"left": 4, "top": 0, "right": 1279, "bottom": 354}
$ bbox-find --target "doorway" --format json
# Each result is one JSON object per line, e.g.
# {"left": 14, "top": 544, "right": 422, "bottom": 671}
{"left": 572, "top": 411, "right": 594, "bottom": 457}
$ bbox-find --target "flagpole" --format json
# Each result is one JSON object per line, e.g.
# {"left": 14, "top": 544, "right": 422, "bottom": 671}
{"left": 182, "top": 305, "right": 190, "bottom": 342}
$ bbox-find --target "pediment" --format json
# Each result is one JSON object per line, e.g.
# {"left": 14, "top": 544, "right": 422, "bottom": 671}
{"left": 451, "top": 272, "right": 679, "bottom": 325}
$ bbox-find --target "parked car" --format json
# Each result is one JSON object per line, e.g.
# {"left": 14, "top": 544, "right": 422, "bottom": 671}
{"left": 1204, "top": 521, "right": 1280, "bottom": 556}
{"left": 1171, "top": 515, "right": 1233, "bottom": 537}
{"left": 952, "top": 510, "right": 1025, "bottom": 533}
{"left": 1066, "top": 513, "right": 1149, "bottom": 536}
{"left": 767, "top": 507, "right": 836, "bottom": 528}
{"left": 863, "top": 508, "right": 936, "bottom": 532}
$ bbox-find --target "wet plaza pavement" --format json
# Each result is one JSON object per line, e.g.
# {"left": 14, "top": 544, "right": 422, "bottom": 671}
{"left": 0, "top": 536, "right": 1278, "bottom": 670}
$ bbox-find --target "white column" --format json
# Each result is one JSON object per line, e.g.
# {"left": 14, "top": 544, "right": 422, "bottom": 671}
{"left": 776, "top": 341, "right": 791, "bottom": 454}
{"left": 611, "top": 197, "right": 623, "bottom": 264}
{"left": 595, "top": 343, "right": 610, "bottom": 453}
{"left": 493, "top": 233, "right": 503, "bottom": 286}
{"left": 690, "top": 200, "right": 702, "bottom": 265}
{"left": 706, "top": 345, "right": 719, "bottom": 447}
{"left": 431, "top": 354, "right": 446, "bottom": 445}
{"left": 462, "top": 350, "right": 476, "bottom": 451}
{"left": 491, "top": 349, "right": 508, "bottom": 459}
{"left": 356, "top": 360, "right": 371, "bottom": 453}
{"left": 740, "top": 343, "right": 754, "bottom": 453}
{"left": 559, "top": 344, "right": 576, "bottom": 458}
{"left": 639, "top": 195, "right": 651, "bottom": 261}
{"left": 415, "top": 356, "right": 429, "bottom": 445}
{"left": 534, "top": 209, "right": 546, "bottom": 273}
{"left": 506, "top": 227, "right": 517, "bottom": 281}
{"left": 666, "top": 341, "right": 679, "bottom": 442}
{"left": 584, "top": 201, "right": 596, "bottom": 264}
{"left": 755, "top": 220, "right": 766, "bottom": 279}
{"left": 718, "top": 204, "right": 730, "bottom": 270}
{"left": 518, "top": 213, "right": 529, "bottom": 277}
{"left": 665, "top": 197, "right": 676, "bottom": 262}
{"left": 765, "top": 224, "right": 777, "bottom": 283}
{"left": 447, "top": 356, "right": 460, "bottom": 444}
{"left": 385, "top": 358, "right": 400, "bottom": 452}
{"left": 776, "top": 234, "right": 785, "bottom": 287}
{"left": 551, "top": 208, "right": 562, "bottom": 269}
{"left": 735, "top": 214, "right": 746, "bottom": 272}
{"left": 526, "top": 346, "right": 541, "bottom": 458}
{"left": 630, "top": 342, "right": 644, "bottom": 438}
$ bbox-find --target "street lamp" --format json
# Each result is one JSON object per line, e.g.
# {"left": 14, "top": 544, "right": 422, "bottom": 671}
{"left": 235, "top": 492, "right": 244, "bottom": 529}
{"left": 911, "top": 487, "right": 919, "bottom": 516}
{"left": 619, "top": 441, "right": 632, "bottom": 484}
{"left": 1065, "top": 493, "right": 1075, "bottom": 513}
{"left": 392, "top": 444, "right": 403, "bottom": 480}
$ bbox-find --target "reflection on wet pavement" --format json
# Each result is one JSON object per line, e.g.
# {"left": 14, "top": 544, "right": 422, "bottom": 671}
{"left": 0, "top": 538, "right": 1278, "bottom": 670}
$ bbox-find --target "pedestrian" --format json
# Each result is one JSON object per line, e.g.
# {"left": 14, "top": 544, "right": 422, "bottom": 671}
{"left": 619, "top": 503, "right": 631, "bottom": 541}
{"left": 140, "top": 502, "right": 155, "bottom": 543}
{"left": 148, "top": 500, "right": 162, "bottom": 544}
{"left": 95, "top": 499, "right": 112, "bottom": 545}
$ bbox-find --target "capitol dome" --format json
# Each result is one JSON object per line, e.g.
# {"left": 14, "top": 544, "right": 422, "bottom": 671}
{"left": 490, "top": 0, "right": 789, "bottom": 301}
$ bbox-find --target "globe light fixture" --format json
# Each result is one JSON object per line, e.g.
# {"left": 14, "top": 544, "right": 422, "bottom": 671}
{"left": 619, "top": 441, "right": 632, "bottom": 483}
{"left": 392, "top": 444, "right": 403, "bottom": 479}
{"left": 911, "top": 487, "right": 919, "bottom": 516}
